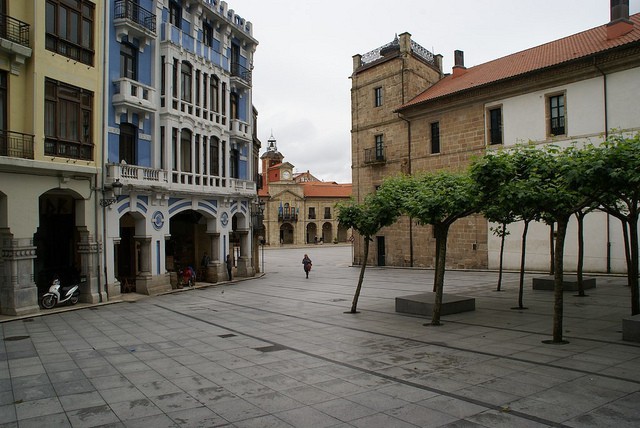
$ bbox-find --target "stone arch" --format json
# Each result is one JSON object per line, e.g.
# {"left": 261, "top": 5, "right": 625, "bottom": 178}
{"left": 322, "top": 222, "right": 333, "bottom": 244}
{"left": 338, "top": 223, "right": 349, "bottom": 242}
{"left": 306, "top": 222, "right": 317, "bottom": 244}
{"left": 280, "top": 223, "right": 294, "bottom": 245}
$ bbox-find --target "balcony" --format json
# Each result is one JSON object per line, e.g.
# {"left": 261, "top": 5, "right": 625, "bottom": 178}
{"left": 113, "top": 0, "right": 156, "bottom": 51}
{"left": 231, "top": 62, "right": 252, "bottom": 88}
{"left": 278, "top": 211, "right": 298, "bottom": 222}
{"left": 107, "top": 163, "right": 168, "bottom": 190}
{"left": 364, "top": 147, "right": 385, "bottom": 165}
{"left": 112, "top": 78, "right": 157, "bottom": 121}
{"left": 0, "top": 130, "right": 34, "bottom": 159}
{"left": 0, "top": 14, "right": 32, "bottom": 75}
{"left": 229, "top": 119, "right": 251, "bottom": 142}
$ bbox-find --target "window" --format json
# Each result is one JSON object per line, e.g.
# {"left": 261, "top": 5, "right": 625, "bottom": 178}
{"left": 375, "top": 134, "right": 384, "bottom": 161}
{"left": 0, "top": 71, "right": 5, "bottom": 132}
{"left": 195, "top": 70, "right": 200, "bottom": 106}
{"left": 120, "top": 43, "right": 137, "bottom": 80}
{"left": 308, "top": 207, "right": 316, "bottom": 219}
{"left": 210, "top": 137, "right": 219, "bottom": 175}
{"left": 374, "top": 87, "right": 383, "bottom": 107}
{"left": 180, "top": 129, "right": 191, "bottom": 172}
{"left": 44, "top": 78, "right": 94, "bottom": 160}
{"left": 221, "top": 82, "right": 227, "bottom": 116}
{"left": 203, "top": 22, "right": 213, "bottom": 47}
{"left": 210, "top": 75, "right": 219, "bottom": 113}
{"left": 45, "top": 0, "right": 95, "bottom": 66}
{"left": 172, "top": 58, "right": 178, "bottom": 98}
{"left": 548, "top": 94, "right": 565, "bottom": 136}
{"left": 119, "top": 123, "right": 136, "bottom": 164}
{"left": 488, "top": 107, "right": 502, "bottom": 145}
{"left": 230, "top": 92, "right": 238, "bottom": 119}
{"left": 324, "top": 207, "right": 331, "bottom": 219}
{"left": 181, "top": 62, "right": 192, "bottom": 102}
{"left": 431, "top": 121, "right": 440, "bottom": 154}
{"left": 230, "top": 147, "right": 239, "bottom": 178}
{"left": 169, "top": 0, "right": 181, "bottom": 29}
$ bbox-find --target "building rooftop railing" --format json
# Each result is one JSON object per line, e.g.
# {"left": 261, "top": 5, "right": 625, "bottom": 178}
{"left": 360, "top": 37, "right": 435, "bottom": 67}
{"left": 0, "top": 13, "right": 31, "bottom": 47}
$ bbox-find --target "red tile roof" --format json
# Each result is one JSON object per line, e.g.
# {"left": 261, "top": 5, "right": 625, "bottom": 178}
{"left": 399, "top": 14, "right": 640, "bottom": 109}
{"left": 302, "top": 182, "right": 352, "bottom": 198}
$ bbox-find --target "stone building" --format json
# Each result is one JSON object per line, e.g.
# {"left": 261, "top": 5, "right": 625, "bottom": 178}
{"left": 258, "top": 135, "right": 351, "bottom": 246}
{"left": 351, "top": 4, "right": 640, "bottom": 272}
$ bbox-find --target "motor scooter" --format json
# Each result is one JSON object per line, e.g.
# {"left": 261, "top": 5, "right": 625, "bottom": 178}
{"left": 40, "top": 278, "right": 81, "bottom": 309}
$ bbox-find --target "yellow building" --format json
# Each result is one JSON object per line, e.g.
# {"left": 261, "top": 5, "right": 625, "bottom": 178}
{"left": 0, "top": 0, "right": 105, "bottom": 314}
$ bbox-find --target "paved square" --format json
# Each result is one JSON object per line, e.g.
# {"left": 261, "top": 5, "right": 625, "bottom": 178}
{"left": 1, "top": 245, "right": 639, "bottom": 427}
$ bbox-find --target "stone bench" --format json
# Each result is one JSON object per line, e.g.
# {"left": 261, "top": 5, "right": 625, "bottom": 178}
{"left": 395, "top": 293, "right": 476, "bottom": 316}
{"left": 622, "top": 314, "right": 640, "bottom": 342}
{"left": 532, "top": 275, "right": 596, "bottom": 291}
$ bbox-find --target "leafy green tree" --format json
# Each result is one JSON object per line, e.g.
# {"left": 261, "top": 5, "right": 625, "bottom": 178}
{"left": 571, "top": 134, "right": 640, "bottom": 314}
{"left": 470, "top": 147, "right": 542, "bottom": 309}
{"left": 336, "top": 193, "right": 399, "bottom": 313}
{"left": 378, "top": 172, "right": 479, "bottom": 326}
{"left": 531, "top": 145, "right": 589, "bottom": 343}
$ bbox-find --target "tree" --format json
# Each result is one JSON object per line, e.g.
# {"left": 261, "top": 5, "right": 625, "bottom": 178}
{"left": 378, "top": 172, "right": 479, "bottom": 326}
{"left": 336, "top": 193, "right": 399, "bottom": 313}
{"left": 572, "top": 134, "right": 640, "bottom": 314}
{"left": 470, "top": 147, "right": 542, "bottom": 309}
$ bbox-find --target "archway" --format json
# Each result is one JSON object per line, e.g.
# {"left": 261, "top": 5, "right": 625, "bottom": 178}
{"left": 306, "top": 222, "right": 317, "bottom": 244}
{"left": 167, "top": 210, "right": 206, "bottom": 276}
{"left": 337, "top": 223, "right": 349, "bottom": 242}
{"left": 116, "top": 213, "right": 140, "bottom": 292}
{"left": 322, "top": 222, "right": 333, "bottom": 244}
{"left": 280, "top": 223, "right": 294, "bottom": 245}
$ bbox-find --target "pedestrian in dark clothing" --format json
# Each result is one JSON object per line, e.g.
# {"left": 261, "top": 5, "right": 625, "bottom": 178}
{"left": 226, "top": 254, "right": 233, "bottom": 280}
{"left": 302, "top": 254, "right": 312, "bottom": 279}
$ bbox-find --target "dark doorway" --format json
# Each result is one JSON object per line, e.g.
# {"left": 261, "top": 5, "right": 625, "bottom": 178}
{"left": 117, "top": 213, "right": 137, "bottom": 288}
{"left": 34, "top": 192, "right": 79, "bottom": 292}
{"left": 376, "top": 236, "right": 385, "bottom": 266}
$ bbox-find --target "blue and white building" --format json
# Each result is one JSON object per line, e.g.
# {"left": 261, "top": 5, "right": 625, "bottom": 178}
{"left": 103, "top": 0, "right": 259, "bottom": 296}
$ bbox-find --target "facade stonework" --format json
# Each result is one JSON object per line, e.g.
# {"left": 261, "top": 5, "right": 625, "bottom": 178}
{"left": 351, "top": 12, "right": 640, "bottom": 273}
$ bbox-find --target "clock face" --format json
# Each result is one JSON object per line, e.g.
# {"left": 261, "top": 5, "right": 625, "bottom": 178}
{"left": 282, "top": 171, "right": 291, "bottom": 180}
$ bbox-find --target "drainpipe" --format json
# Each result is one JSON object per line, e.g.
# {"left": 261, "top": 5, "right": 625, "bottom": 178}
{"left": 99, "top": 0, "right": 110, "bottom": 302}
{"left": 594, "top": 60, "right": 611, "bottom": 273}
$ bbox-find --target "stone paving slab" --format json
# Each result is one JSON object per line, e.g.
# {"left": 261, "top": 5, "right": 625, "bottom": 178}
{"left": 0, "top": 245, "right": 639, "bottom": 427}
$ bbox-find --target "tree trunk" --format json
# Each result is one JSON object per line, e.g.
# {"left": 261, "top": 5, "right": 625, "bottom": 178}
{"left": 549, "top": 222, "right": 555, "bottom": 275}
{"left": 621, "top": 218, "right": 632, "bottom": 283}
{"left": 576, "top": 211, "right": 586, "bottom": 297}
{"left": 350, "top": 237, "right": 370, "bottom": 313}
{"left": 518, "top": 220, "right": 530, "bottom": 309}
{"left": 628, "top": 212, "right": 639, "bottom": 315}
{"left": 430, "top": 224, "right": 449, "bottom": 326}
{"left": 551, "top": 217, "right": 569, "bottom": 343}
{"left": 497, "top": 222, "right": 506, "bottom": 292}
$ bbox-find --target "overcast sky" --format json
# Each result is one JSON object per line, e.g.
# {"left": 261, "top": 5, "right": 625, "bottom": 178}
{"left": 234, "top": 0, "right": 640, "bottom": 183}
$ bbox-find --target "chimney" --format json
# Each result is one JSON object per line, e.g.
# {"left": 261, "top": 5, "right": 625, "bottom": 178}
{"left": 607, "top": 0, "right": 633, "bottom": 39}
{"left": 452, "top": 50, "right": 467, "bottom": 77}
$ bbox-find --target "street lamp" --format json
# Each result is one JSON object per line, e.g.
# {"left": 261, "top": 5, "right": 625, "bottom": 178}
{"left": 100, "top": 179, "right": 123, "bottom": 207}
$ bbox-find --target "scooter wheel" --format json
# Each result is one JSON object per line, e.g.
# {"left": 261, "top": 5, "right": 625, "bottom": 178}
{"left": 41, "top": 295, "right": 56, "bottom": 309}
{"left": 70, "top": 295, "right": 79, "bottom": 305}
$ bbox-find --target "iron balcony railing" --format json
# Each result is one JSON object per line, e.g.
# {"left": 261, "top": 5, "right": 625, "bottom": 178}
{"left": 231, "top": 62, "right": 251, "bottom": 85}
{"left": 0, "top": 130, "right": 34, "bottom": 159}
{"left": 364, "top": 147, "right": 385, "bottom": 164}
{"left": 0, "top": 13, "right": 31, "bottom": 47}
{"left": 114, "top": 0, "right": 156, "bottom": 34}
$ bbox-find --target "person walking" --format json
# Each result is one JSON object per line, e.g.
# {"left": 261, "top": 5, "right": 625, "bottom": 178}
{"left": 226, "top": 254, "right": 233, "bottom": 281}
{"left": 302, "top": 254, "right": 312, "bottom": 279}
